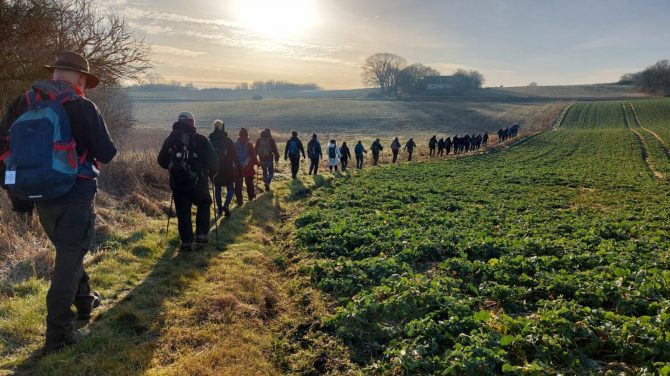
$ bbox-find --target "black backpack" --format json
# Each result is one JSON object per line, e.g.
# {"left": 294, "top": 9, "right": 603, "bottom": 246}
{"left": 168, "top": 133, "right": 200, "bottom": 192}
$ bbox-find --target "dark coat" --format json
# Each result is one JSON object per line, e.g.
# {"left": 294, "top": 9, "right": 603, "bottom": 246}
{"left": 158, "top": 122, "right": 218, "bottom": 193}
{"left": 209, "top": 129, "right": 241, "bottom": 186}
{"left": 255, "top": 132, "right": 280, "bottom": 162}
{"left": 284, "top": 136, "right": 305, "bottom": 159}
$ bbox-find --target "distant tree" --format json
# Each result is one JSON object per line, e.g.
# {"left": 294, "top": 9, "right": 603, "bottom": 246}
{"left": 399, "top": 63, "right": 440, "bottom": 93}
{"left": 617, "top": 73, "right": 639, "bottom": 85}
{"left": 247, "top": 80, "right": 320, "bottom": 92}
{"left": 361, "top": 52, "right": 406, "bottom": 96}
{"left": 236, "top": 82, "right": 249, "bottom": 90}
{"left": 452, "top": 69, "right": 485, "bottom": 92}
{"left": 528, "top": 82, "right": 538, "bottom": 87}
{"left": 635, "top": 60, "right": 670, "bottom": 96}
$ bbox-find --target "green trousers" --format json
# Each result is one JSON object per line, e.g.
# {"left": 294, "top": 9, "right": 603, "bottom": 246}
{"left": 36, "top": 197, "right": 96, "bottom": 350}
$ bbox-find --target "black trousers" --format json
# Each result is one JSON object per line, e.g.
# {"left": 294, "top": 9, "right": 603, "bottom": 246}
{"left": 356, "top": 155, "right": 364, "bottom": 169}
{"left": 341, "top": 157, "right": 349, "bottom": 170}
{"left": 309, "top": 157, "right": 320, "bottom": 175}
{"left": 391, "top": 151, "right": 398, "bottom": 163}
{"left": 373, "top": 153, "right": 380, "bottom": 165}
{"left": 408, "top": 151, "right": 414, "bottom": 161}
{"left": 429, "top": 147, "right": 435, "bottom": 157}
{"left": 174, "top": 184, "right": 212, "bottom": 244}
{"left": 36, "top": 198, "right": 96, "bottom": 350}
{"left": 288, "top": 154, "right": 300, "bottom": 178}
{"left": 235, "top": 175, "right": 255, "bottom": 203}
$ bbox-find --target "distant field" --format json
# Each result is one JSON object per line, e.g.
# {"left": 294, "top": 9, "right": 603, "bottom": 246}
{"left": 128, "top": 97, "right": 566, "bottom": 151}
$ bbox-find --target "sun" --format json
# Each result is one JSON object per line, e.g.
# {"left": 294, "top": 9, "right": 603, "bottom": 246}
{"left": 232, "top": 0, "right": 317, "bottom": 40}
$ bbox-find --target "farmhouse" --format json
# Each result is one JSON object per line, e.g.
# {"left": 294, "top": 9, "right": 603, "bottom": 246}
{"left": 421, "top": 75, "right": 458, "bottom": 91}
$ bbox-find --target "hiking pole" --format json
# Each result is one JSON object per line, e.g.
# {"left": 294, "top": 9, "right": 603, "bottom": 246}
{"left": 164, "top": 194, "right": 174, "bottom": 245}
{"left": 211, "top": 179, "right": 219, "bottom": 250}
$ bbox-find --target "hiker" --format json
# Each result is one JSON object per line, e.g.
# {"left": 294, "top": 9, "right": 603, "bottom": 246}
{"left": 482, "top": 132, "right": 489, "bottom": 146}
{"left": 234, "top": 128, "right": 260, "bottom": 203}
{"left": 464, "top": 134, "right": 471, "bottom": 153}
{"left": 404, "top": 138, "right": 417, "bottom": 161}
{"left": 255, "top": 128, "right": 280, "bottom": 191}
{"left": 371, "top": 138, "right": 384, "bottom": 166}
{"left": 428, "top": 135, "right": 437, "bottom": 157}
{"left": 209, "top": 120, "right": 241, "bottom": 217}
{"left": 0, "top": 51, "right": 116, "bottom": 354}
{"left": 307, "top": 133, "right": 322, "bottom": 175}
{"left": 452, "top": 135, "right": 459, "bottom": 154}
{"left": 445, "top": 137, "right": 452, "bottom": 155}
{"left": 497, "top": 128, "right": 504, "bottom": 142}
{"left": 390, "top": 137, "right": 400, "bottom": 163}
{"left": 437, "top": 138, "right": 445, "bottom": 157}
{"left": 354, "top": 141, "right": 367, "bottom": 169}
{"left": 284, "top": 130, "right": 305, "bottom": 179}
{"left": 340, "top": 141, "right": 352, "bottom": 171}
{"left": 326, "top": 139, "right": 341, "bottom": 173}
{"left": 159, "top": 112, "right": 218, "bottom": 252}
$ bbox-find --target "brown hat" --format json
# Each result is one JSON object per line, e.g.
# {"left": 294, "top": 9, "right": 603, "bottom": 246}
{"left": 44, "top": 50, "right": 100, "bottom": 89}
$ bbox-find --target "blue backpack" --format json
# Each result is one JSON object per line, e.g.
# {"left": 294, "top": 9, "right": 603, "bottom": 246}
{"left": 1, "top": 82, "right": 93, "bottom": 201}
{"left": 287, "top": 139, "right": 299, "bottom": 156}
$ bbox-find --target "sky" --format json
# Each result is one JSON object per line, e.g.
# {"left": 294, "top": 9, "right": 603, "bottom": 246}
{"left": 101, "top": 0, "right": 670, "bottom": 89}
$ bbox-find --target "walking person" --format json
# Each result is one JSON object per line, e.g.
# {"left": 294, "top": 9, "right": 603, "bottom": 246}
{"left": 437, "top": 138, "right": 445, "bottom": 157}
{"left": 445, "top": 136, "right": 453, "bottom": 155}
{"left": 390, "top": 137, "right": 400, "bottom": 163}
{"left": 327, "top": 139, "right": 341, "bottom": 173}
{"left": 284, "top": 130, "right": 305, "bottom": 179}
{"left": 0, "top": 51, "right": 117, "bottom": 354}
{"left": 307, "top": 133, "right": 322, "bottom": 175}
{"left": 159, "top": 112, "right": 218, "bottom": 252}
{"left": 340, "top": 141, "right": 352, "bottom": 171}
{"left": 404, "top": 138, "right": 417, "bottom": 161}
{"left": 428, "top": 135, "right": 437, "bottom": 157}
{"left": 255, "top": 128, "right": 280, "bottom": 191}
{"left": 371, "top": 138, "right": 384, "bottom": 166}
{"left": 209, "top": 119, "right": 241, "bottom": 217}
{"left": 234, "top": 128, "right": 260, "bottom": 204}
{"left": 354, "top": 141, "right": 367, "bottom": 169}
{"left": 482, "top": 132, "right": 489, "bottom": 147}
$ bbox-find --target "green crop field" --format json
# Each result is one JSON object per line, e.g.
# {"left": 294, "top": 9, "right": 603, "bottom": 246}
{"left": 291, "top": 99, "right": 670, "bottom": 374}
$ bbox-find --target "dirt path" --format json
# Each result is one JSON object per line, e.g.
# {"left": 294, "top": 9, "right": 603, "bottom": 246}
{"left": 627, "top": 103, "right": 670, "bottom": 161}
{"left": 621, "top": 104, "right": 665, "bottom": 180}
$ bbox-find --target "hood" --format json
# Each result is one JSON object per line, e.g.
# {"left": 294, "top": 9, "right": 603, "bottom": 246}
{"left": 173, "top": 121, "right": 196, "bottom": 133}
{"left": 33, "top": 79, "right": 84, "bottom": 98}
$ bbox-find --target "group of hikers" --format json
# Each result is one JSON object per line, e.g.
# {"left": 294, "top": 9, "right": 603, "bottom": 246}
{"left": 498, "top": 124, "right": 520, "bottom": 142}
{"left": 0, "top": 50, "right": 524, "bottom": 357}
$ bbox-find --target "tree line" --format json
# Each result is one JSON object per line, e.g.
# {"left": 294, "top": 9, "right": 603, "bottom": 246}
{"left": 361, "top": 52, "right": 484, "bottom": 96}
{"left": 235, "top": 80, "right": 321, "bottom": 92}
{"left": 619, "top": 60, "right": 670, "bottom": 96}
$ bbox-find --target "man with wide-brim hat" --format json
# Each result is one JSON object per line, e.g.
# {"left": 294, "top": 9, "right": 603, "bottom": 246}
{"left": 0, "top": 50, "right": 116, "bottom": 355}
{"left": 44, "top": 50, "right": 101, "bottom": 89}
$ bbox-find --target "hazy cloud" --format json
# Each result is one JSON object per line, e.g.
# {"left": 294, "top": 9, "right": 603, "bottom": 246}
{"left": 151, "top": 45, "right": 207, "bottom": 57}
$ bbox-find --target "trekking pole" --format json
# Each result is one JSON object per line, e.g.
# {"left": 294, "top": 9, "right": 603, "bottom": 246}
{"left": 164, "top": 194, "right": 173, "bottom": 245}
{"left": 211, "top": 179, "right": 219, "bottom": 250}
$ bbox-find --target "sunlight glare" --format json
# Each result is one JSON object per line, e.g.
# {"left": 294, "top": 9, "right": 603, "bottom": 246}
{"left": 232, "top": 0, "right": 317, "bottom": 40}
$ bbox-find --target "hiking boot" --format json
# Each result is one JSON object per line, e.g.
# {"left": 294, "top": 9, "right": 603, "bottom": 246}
{"left": 195, "top": 234, "right": 209, "bottom": 244}
{"left": 264, "top": 184, "right": 271, "bottom": 191}
{"left": 41, "top": 337, "right": 77, "bottom": 357}
{"left": 180, "top": 242, "right": 193, "bottom": 252}
{"left": 76, "top": 291, "right": 102, "bottom": 321}
{"left": 223, "top": 207, "right": 231, "bottom": 217}
{"left": 217, "top": 208, "right": 224, "bottom": 216}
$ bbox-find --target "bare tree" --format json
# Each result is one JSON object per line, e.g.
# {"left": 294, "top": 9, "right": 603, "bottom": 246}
{"left": 0, "top": 0, "right": 152, "bottom": 109}
{"left": 361, "top": 52, "right": 406, "bottom": 96}
{"left": 453, "top": 69, "right": 485, "bottom": 92}
{"left": 399, "top": 63, "right": 440, "bottom": 93}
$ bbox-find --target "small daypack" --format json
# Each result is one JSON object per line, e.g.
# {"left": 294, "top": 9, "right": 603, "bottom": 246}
{"left": 328, "top": 145, "right": 336, "bottom": 159}
{"left": 287, "top": 139, "right": 299, "bottom": 156}
{"left": 168, "top": 133, "right": 200, "bottom": 192}
{"left": 257, "top": 138, "right": 271, "bottom": 159}
{"left": 236, "top": 141, "right": 250, "bottom": 168}
{"left": 1, "top": 83, "right": 92, "bottom": 201}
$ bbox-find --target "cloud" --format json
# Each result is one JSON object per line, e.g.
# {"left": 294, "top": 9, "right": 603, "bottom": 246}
{"left": 151, "top": 44, "right": 207, "bottom": 57}
{"left": 122, "top": 5, "right": 357, "bottom": 67}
